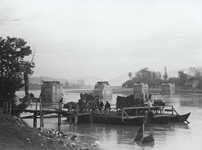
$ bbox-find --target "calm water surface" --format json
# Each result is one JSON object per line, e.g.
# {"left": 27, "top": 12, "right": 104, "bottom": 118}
{"left": 17, "top": 90, "right": 202, "bottom": 150}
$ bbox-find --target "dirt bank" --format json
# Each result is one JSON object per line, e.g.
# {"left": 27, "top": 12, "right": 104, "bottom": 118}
{"left": 0, "top": 114, "right": 98, "bottom": 150}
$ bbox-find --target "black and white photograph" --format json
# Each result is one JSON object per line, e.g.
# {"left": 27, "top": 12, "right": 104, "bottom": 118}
{"left": 0, "top": 0, "right": 202, "bottom": 150}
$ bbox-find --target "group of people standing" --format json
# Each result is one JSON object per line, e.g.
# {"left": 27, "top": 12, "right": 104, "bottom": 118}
{"left": 98, "top": 100, "right": 111, "bottom": 112}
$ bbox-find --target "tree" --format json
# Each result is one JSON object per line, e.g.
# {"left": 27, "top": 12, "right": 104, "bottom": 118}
{"left": 65, "top": 81, "right": 69, "bottom": 88}
{"left": 135, "top": 68, "right": 162, "bottom": 86}
{"left": 0, "top": 37, "right": 34, "bottom": 106}
{"left": 178, "top": 71, "right": 188, "bottom": 88}
{"left": 167, "top": 77, "right": 180, "bottom": 87}
{"left": 123, "top": 68, "right": 163, "bottom": 88}
{"left": 163, "top": 66, "right": 168, "bottom": 81}
{"left": 128, "top": 72, "right": 133, "bottom": 80}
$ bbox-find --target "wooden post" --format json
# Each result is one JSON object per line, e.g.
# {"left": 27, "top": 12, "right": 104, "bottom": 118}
{"left": 69, "top": 102, "right": 72, "bottom": 112}
{"left": 122, "top": 109, "right": 124, "bottom": 122}
{"left": 58, "top": 102, "right": 61, "bottom": 126}
{"left": 33, "top": 112, "right": 37, "bottom": 128}
{"left": 6, "top": 102, "right": 8, "bottom": 114}
{"left": 40, "top": 102, "right": 44, "bottom": 129}
{"left": 35, "top": 102, "right": 38, "bottom": 111}
{"left": 74, "top": 116, "right": 78, "bottom": 125}
{"left": 9, "top": 103, "right": 12, "bottom": 115}
{"left": 172, "top": 106, "right": 174, "bottom": 115}
{"left": 74, "top": 104, "right": 79, "bottom": 125}
{"left": 69, "top": 116, "right": 72, "bottom": 125}
{"left": 3, "top": 102, "right": 5, "bottom": 113}
{"left": 33, "top": 102, "right": 38, "bottom": 128}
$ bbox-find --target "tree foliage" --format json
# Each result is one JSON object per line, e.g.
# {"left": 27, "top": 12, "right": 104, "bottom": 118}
{"left": 122, "top": 68, "right": 163, "bottom": 88}
{"left": 0, "top": 37, "right": 34, "bottom": 103}
{"left": 128, "top": 72, "right": 132, "bottom": 80}
{"left": 123, "top": 67, "right": 202, "bottom": 89}
{"left": 163, "top": 66, "right": 168, "bottom": 81}
{"left": 178, "top": 71, "right": 188, "bottom": 88}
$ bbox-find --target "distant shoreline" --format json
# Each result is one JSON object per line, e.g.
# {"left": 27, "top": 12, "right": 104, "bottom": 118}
{"left": 18, "top": 87, "right": 202, "bottom": 96}
{"left": 63, "top": 87, "right": 202, "bottom": 95}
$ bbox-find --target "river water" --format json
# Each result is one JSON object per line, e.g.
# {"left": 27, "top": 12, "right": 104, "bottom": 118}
{"left": 17, "top": 90, "right": 202, "bottom": 150}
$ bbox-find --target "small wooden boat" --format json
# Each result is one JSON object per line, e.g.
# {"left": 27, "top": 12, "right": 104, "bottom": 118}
{"left": 11, "top": 94, "right": 39, "bottom": 116}
{"left": 135, "top": 116, "right": 155, "bottom": 145}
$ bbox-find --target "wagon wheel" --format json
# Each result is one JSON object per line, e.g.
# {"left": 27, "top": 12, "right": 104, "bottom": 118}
{"left": 86, "top": 100, "right": 97, "bottom": 111}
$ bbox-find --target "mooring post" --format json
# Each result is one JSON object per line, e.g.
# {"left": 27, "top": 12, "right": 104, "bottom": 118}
{"left": 69, "top": 116, "right": 72, "bottom": 125}
{"left": 58, "top": 102, "right": 62, "bottom": 126}
{"left": 172, "top": 106, "right": 174, "bottom": 115}
{"left": 74, "top": 104, "right": 79, "bottom": 125}
{"left": 40, "top": 102, "right": 44, "bottom": 129}
{"left": 33, "top": 102, "right": 38, "bottom": 128}
{"left": 6, "top": 102, "right": 8, "bottom": 114}
{"left": 74, "top": 116, "right": 78, "bottom": 125}
{"left": 9, "top": 103, "right": 12, "bottom": 115}
{"left": 3, "top": 101, "right": 5, "bottom": 114}
{"left": 121, "top": 109, "right": 124, "bottom": 122}
{"left": 33, "top": 112, "right": 37, "bottom": 128}
{"left": 35, "top": 101, "right": 38, "bottom": 111}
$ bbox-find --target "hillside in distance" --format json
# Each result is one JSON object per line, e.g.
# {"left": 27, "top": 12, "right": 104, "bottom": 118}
{"left": 29, "top": 77, "right": 67, "bottom": 85}
{"left": 29, "top": 68, "right": 181, "bottom": 87}
{"left": 108, "top": 73, "right": 129, "bottom": 86}
{"left": 29, "top": 75, "right": 103, "bottom": 86}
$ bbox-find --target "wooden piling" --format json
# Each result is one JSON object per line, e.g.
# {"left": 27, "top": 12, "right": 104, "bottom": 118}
{"left": 172, "top": 106, "right": 174, "bottom": 115}
{"left": 74, "top": 104, "right": 79, "bottom": 125}
{"left": 40, "top": 102, "right": 44, "bottom": 129}
{"left": 69, "top": 116, "right": 72, "bottom": 125}
{"left": 121, "top": 109, "right": 124, "bottom": 122}
{"left": 9, "top": 103, "right": 12, "bottom": 115}
{"left": 33, "top": 112, "right": 37, "bottom": 128}
{"left": 33, "top": 102, "right": 38, "bottom": 128}
{"left": 3, "top": 102, "right": 5, "bottom": 113}
{"left": 58, "top": 102, "right": 62, "bottom": 126}
{"left": 74, "top": 116, "right": 78, "bottom": 125}
{"left": 6, "top": 102, "right": 8, "bottom": 114}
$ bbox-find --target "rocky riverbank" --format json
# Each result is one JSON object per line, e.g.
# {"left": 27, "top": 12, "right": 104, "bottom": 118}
{"left": 0, "top": 114, "right": 98, "bottom": 150}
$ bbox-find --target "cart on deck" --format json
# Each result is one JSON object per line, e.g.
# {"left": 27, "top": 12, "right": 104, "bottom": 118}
{"left": 78, "top": 93, "right": 100, "bottom": 112}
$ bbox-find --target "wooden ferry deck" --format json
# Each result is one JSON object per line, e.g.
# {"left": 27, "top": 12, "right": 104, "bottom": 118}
{"left": 3, "top": 101, "right": 190, "bottom": 128}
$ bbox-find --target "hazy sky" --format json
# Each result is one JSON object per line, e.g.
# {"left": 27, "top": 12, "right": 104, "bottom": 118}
{"left": 1, "top": 0, "right": 202, "bottom": 80}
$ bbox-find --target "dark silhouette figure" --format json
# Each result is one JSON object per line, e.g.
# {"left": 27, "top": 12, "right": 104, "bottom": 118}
{"left": 98, "top": 100, "right": 104, "bottom": 111}
{"left": 104, "top": 101, "right": 111, "bottom": 112}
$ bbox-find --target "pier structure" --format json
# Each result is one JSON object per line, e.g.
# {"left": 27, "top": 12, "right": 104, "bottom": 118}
{"left": 133, "top": 83, "right": 149, "bottom": 101}
{"left": 161, "top": 83, "right": 175, "bottom": 95}
{"left": 92, "top": 81, "right": 113, "bottom": 103}
{"left": 18, "top": 101, "right": 92, "bottom": 128}
{"left": 40, "top": 81, "right": 63, "bottom": 102}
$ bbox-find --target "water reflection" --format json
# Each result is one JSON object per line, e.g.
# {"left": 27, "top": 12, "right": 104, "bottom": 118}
{"left": 18, "top": 90, "right": 202, "bottom": 150}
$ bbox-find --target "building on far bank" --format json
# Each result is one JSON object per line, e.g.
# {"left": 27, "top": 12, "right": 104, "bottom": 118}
{"left": 92, "top": 81, "right": 113, "bottom": 103}
{"left": 40, "top": 81, "right": 63, "bottom": 102}
{"left": 161, "top": 83, "right": 175, "bottom": 95}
